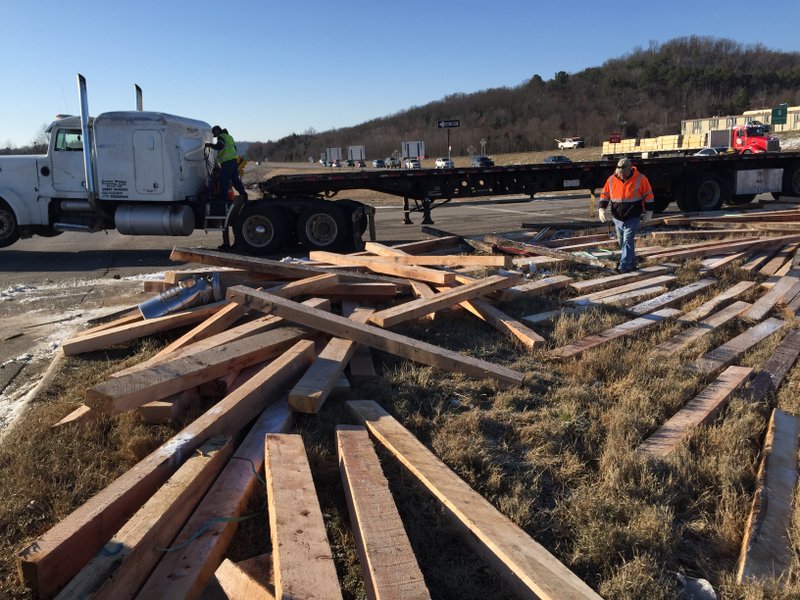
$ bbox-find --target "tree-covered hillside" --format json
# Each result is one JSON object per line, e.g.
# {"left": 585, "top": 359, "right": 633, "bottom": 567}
{"left": 248, "top": 36, "right": 800, "bottom": 162}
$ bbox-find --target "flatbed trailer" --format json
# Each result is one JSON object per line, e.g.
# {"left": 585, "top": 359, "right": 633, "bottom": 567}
{"left": 250, "top": 152, "right": 800, "bottom": 252}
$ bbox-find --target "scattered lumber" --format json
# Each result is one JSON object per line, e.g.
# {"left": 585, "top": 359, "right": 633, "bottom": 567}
{"left": 742, "top": 269, "right": 800, "bottom": 321}
{"left": 636, "top": 366, "right": 754, "bottom": 458}
{"left": 203, "top": 558, "right": 274, "bottom": 600}
{"left": 678, "top": 281, "right": 755, "bottom": 324}
{"left": 337, "top": 426, "right": 430, "bottom": 600}
{"left": 137, "top": 399, "right": 295, "bottom": 600}
{"left": 484, "top": 234, "right": 617, "bottom": 269}
{"left": 567, "top": 275, "right": 677, "bottom": 304}
{"left": 700, "top": 251, "right": 750, "bottom": 274}
{"left": 365, "top": 236, "right": 463, "bottom": 256}
{"left": 227, "top": 287, "right": 525, "bottom": 387}
{"left": 690, "top": 318, "right": 785, "bottom": 378}
{"left": 55, "top": 436, "right": 233, "bottom": 600}
{"left": 309, "top": 251, "right": 458, "bottom": 285}
{"left": 17, "top": 342, "right": 314, "bottom": 599}
{"left": 752, "top": 329, "right": 800, "bottom": 394}
{"left": 459, "top": 298, "right": 546, "bottom": 350}
{"left": 643, "top": 237, "right": 764, "bottom": 261}
{"left": 265, "top": 434, "right": 343, "bottom": 600}
{"left": 355, "top": 253, "right": 512, "bottom": 268}
{"left": 368, "top": 275, "right": 518, "bottom": 328}
{"left": 288, "top": 306, "right": 374, "bottom": 414}
{"left": 759, "top": 244, "right": 798, "bottom": 276}
{"left": 62, "top": 301, "right": 227, "bottom": 356}
{"left": 347, "top": 401, "right": 603, "bottom": 600}
{"left": 628, "top": 278, "right": 716, "bottom": 315}
{"left": 508, "top": 275, "right": 573, "bottom": 297}
{"left": 568, "top": 266, "right": 670, "bottom": 294}
{"left": 736, "top": 409, "right": 800, "bottom": 584}
{"left": 521, "top": 306, "right": 588, "bottom": 325}
{"left": 651, "top": 301, "right": 752, "bottom": 357}
{"left": 550, "top": 308, "right": 680, "bottom": 359}
{"left": 590, "top": 284, "right": 668, "bottom": 307}
{"left": 85, "top": 327, "right": 311, "bottom": 415}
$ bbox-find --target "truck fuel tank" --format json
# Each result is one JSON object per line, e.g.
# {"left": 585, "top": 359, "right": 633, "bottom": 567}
{"left": 114, "top": 204, "right": 195, "bottom": 235}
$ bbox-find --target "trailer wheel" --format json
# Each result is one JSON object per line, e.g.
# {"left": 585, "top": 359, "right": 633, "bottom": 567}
{"left": 782, "top": 163, "right": 800, "bottom": 197}
{"left": 0, "top": 200, "right": 20, "bottom": 248}
{"left": 687, "top": 173, "right": 725, "bottom": 212}
{"left": 653, "top": 195, "right": 672, "bottom": 213}
{"left": 297, "top": 204, "right": 349, "bottom": 251}
{"left": 233, "top": 204, "right": 290, "bottom": 255}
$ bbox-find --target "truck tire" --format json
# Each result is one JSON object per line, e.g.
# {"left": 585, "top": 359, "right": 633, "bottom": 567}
{"left": 233, "top": 204, "right": 290, "bottom": 255}
{"left": 335, "top": 199, "right": 368, "bottom": 236}
{"left": 297, "top": 204, "right": 349, "bottom": 251}
{"left": 686, "top": 173, "right": 726, "bottom": 212}
{"left": 782, "top": 163, "right": 800, "bottom": 197}
{"left": 0, "top": 200, "right": 20, "bottom": 248}
{"left": 653, "top": 195, "right": 672, "bottom": 213}
{"left": 35, "top": 226, "right": 64, "bottom": 238}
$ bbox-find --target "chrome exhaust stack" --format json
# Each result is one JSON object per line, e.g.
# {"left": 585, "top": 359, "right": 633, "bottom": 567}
{"left": 76, "top": 74, "right": 101, "bottom": 214}
{"left": 135, "top": 84, "right": 143, "bottom": 111}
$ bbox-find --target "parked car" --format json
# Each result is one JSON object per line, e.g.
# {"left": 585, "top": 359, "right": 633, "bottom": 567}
{"left": 385, "top": 157, "right": 400, "bottom": 168}
{"left": 556, "top": 137, "right": 585, "bottom": 150}
{"left": 693, "top": 146, "right": 735, "bottom": 157}
{"left": 404, "top": 158, "right": 421, "bottom": 170}
{"left": 470, "top": 155, "right": 494, "bottom": 168}
{"left": 331, "top": 159, "right": 341, "bottom": 168}
{"left": 345, "top": 159, "right": 355, "bottom": 167}
{"left": 371, "top": 158, "right": 385, "bottom": 168}
{"left": 357, "top": 159, "right": 366, "bottom": 168}
{"left": 543, "top": 155, "right": 572, "bottom": 164}
{"left": 435, "top": 157, "right": 454, "bottom": 169}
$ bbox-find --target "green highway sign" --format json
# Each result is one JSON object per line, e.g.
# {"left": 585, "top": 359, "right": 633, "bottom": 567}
{"left": 772, "top": 104, "right": 788, "bottom": 125}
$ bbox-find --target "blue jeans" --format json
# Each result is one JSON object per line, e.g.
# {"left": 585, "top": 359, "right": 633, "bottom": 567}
{"left": 613, "top": 216, "right": 640, "bottom": 271}
{"left": 217, "top": 159, "right": 246, "bottom": 202}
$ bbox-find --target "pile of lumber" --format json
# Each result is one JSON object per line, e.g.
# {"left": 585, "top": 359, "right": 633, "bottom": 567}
{"left": 17, "top": 206, "right": 800, "bottom": 597}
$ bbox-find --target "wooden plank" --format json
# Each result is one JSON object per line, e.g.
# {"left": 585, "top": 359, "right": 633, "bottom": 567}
{"left": 568, "top": 275, "right": 677, "bottom": 303}
{"left": 628, "top": 278, "right": 716, "bottom": 315}
{"left": 265, "top": 434, "right": 343, "bottom": 600}
{"left": 484, "top": 234, "right": 617, "bottom": 269}
{"left": 759, "top": 244, "right": 798, "bottom": 276}
{"left": 700, "top": 251, "right": 749, "bottom": 274}
{"left": 551, "top": 309, "right": 680, "bottom": 359}
{"left": 736, "top": 409, "right": 800, "bottom": 583}
{"left": 73, "top": 311, "right": 142, "bottom": 338}
{"left": 508, "top": 275, "right": 573, "bottom": 297}
{"left": 137, "top": 399, "right": 295, "bottom": 600}
{"left": 138, "top": 388, "right": 201, "bottom": 425}
{"left": 313, "top": 282, "right": 398, "bottom": 299}
{"left": 170, "top": 246, "right": 412, "bottom": 291}
{"left": 643, "top": 237, "right": 765, "bottom": 261}
{"left": 228, "top": 288, "right": 525, "bottom": 387}
{"left": 347, "top": 401, "right": 602, "bottom": 600}
{"left": 740, "top": 242, "right": 784, "bottom": 272}
{"left": 568, "top": 266, "right": 670, "bottom": 294}
{"left": 743, "top": 269, "right": 800, "bottom": 321}
{"left": 691, "top": 318, "right": 786, "bottom": 377}
{"left": 369, "top": 275, "right": 518, "bottom": 328}
{"left": 521, "top": 306, "right": 588, "bottom": 325}
{"left": 651, "top": 301, "right": 751, "bottom": 356}
{"left": 355, "top": 253, "right": 512, "bottom": 268}
{"left": 636, "top": 366, "right": 753, "bottom": 458}
{"left": 365, "top": 237, "right": 463, "bottom": 255}
{"left": 55, "top": 437, "right": 233, "bottom": 600}
{"left": 288, "top": 307, "right": 374, "bottom": 414}
{"left": 206, "top": 558, "right": 274, "bottom": 600}
{"left": 342, "top": 301, "right": 380, "bottom": 384}
{"left": 61, "top": 301, "right": 227, "bottom": 356}
{"left": 592, "top": 285, "right": 668, "bottom": 307}
{"left": 337, "top": 427, "right": 430, "bottom": 600}
{"left": 53, "top": 405, "right": 97, "bottom": 427}
{"left": 460, "top": 298, "right": 545, "bottom": 350}
{"left": 86, "top": 327, "right": 310, "bottom": 415}
{"left": 544, "top": 233, "right": 616, "bottom": 248}
{"left": 678, "top": 281, "right": 755, "bottom": 323}
{"left": 760, "top": 329, "right": 800, "bottom": 390}
{"left": 309, "top": 251, "right": 457, "bottom": 285}
{"left": 18, "top": 342, "right": 313, "bottom": 598}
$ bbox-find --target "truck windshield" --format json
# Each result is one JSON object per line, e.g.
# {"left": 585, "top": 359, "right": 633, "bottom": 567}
{"left": 746, "top": 126, "right": 765, "bottom": 137}
{"left": 54, "top": 129, "right": 83, "bottom": 151}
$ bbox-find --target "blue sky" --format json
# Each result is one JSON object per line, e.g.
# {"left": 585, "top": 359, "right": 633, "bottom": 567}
{"left": 2, "top": 0, "right": 800, "bottom": 147}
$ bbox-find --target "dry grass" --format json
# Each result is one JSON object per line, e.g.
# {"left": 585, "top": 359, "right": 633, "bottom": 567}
{"left": 1, "top": 257, "right": 799, "bottom": 599}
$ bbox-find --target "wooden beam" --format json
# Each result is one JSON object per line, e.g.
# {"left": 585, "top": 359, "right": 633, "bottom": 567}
{"left": 551, "top": 309, "right": 680, "bottom": 359}
{"left": 691, "top": 318, "right": 786, "bottom": 378}
{"left": 137, "top": 399, "right": 295, "bottom": 600}
{"left": 760, "top": 329, "right": 800, "bottom": 391}
{"left": 265, "top": 434, "right": 343, "bottom": 600}
{"left": 206, "top": 558, "right": 274, "bottom": 600}
{"left": 759, "top": 244, "right": 798, "bottom": 276}
{"left": 568, "top": 266, "right": 670, "bottom": 294}
{"left": 357, "top": 253, "right": 511, "bottom": 268}
{"left": 61, "top": 301, "right": 227, "bottom": 356}
{"left": 737, "top": 408, "right": 800, "bottom": 583}
{"left": 521, "top": 307, "right": 588, "bottom": 325}
{"left": 85, "top": 327, "right": 310, "bottom": 415}
{"left": 459, "top": 298, "right": 545, "bottom": 350}
{"left": 651, "top": 301, "right": 752, "bottom": 357}
{"left": 368, "top": 275, "right": 518, "bottom": 328}
{"left": 508, "top": 275, "right": 573, "bottom": 297}
{"left": 636, "top": 366, "right": 753, "bottom": 458}
{"left": 227, "top": 287, "right": 525, "bottom": 387}
{"left": 628, "top": 278, "right": 716, "bottom": 315}
{"left": 337, "top": 427, "right": 430, "bottom": 600}
{"left": 592, "top": 285, "right": 668, "bottom": 307}
{"left": 678, "top": 281, "right": 755, "bottom": 324}
{"left": 567, "top": 275, "right": 677, "bottom": 303}
{"left": 484, "top": 234, "right": 617, "bottom": 269}
{"left": 309, "top": 251, "right": 457, "bottom": 285}
{"left": 137, "top": 388, "right": 201, "bottom": 425}
{"left": 55, "top": 437, "right": 233, "bottom": 600}
{"left": 18, "top": 342, "right": 313, "bottom": 599}
{"left": 288, "top": 307, "right": 374, "bottom": 414}
{"left": 313, "top": 282, "right": 398, "bottom": 299}
{"left": 643, "top": 238, "right": 765, "bottom": 261}
{"left": 365, "top": 237, "right": 463, "bottom": 256}
{"left": 347, "top": 401, "right": 602, "bottom": 600}
{"left": 743, "top": 269, "right": 800, "bottom": 321}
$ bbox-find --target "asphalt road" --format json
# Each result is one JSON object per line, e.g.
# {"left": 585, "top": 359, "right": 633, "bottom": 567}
{"left": 0, "top": 191, "right": 604, "bottom": 431}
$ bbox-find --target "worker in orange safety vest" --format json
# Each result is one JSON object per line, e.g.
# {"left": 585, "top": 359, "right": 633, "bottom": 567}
{"left": 599, "top": 158, "right": 654, "bottom": 273}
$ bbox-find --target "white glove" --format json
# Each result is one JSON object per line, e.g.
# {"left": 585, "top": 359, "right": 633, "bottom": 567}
{"left": 641, "top": 211, "right": 653, "bottom": 226}
{"left": 598, "top": 208, "right": 609, "bottom": 223}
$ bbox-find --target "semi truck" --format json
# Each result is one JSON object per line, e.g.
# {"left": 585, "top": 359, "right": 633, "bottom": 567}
{"left": 601, "top": 124, "right": 780, "bottom": 159}
{"left": 3, "top": 75, "right": 800, "bottom": 256}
